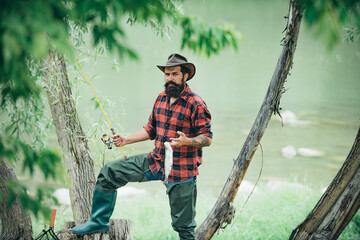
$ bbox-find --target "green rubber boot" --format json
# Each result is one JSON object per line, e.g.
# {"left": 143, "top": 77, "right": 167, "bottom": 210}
{"left": 72, "top": 188, "right": 117, "bottom": 235}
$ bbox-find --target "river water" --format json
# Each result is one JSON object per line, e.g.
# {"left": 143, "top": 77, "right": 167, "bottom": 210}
{"left": 68, "top": 0, "right": 360, "bottom": 196}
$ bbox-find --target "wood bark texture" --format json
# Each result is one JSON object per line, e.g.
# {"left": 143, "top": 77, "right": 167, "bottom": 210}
{"left": 43, "top": 51, "right": 96, "bottom": 221}
{"left": 0, "top": 158, "right": 33, "bottom": 240}
{"left": 195, "top": 1, "right": 303, "bottom": 239}
{"left": 57, "top": 219, "right": 133, "bottom": 240}
{"left": 290, "top": 126, "right": 360, "bottom": 240}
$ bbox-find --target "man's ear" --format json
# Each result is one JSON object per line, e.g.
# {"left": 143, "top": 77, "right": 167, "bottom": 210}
{"left": 183, "top": 72, "right": 189, "bottom": 81}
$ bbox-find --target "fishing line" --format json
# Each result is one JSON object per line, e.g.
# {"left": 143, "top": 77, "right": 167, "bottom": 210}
{"left": 238, "top": 142, "right": 264, "bottom": 215}
{"left": 73, "top": 51, "right": 127, "bottom": 160}
{"left": 225, "top": 142, "right": 264, "bottom": 230}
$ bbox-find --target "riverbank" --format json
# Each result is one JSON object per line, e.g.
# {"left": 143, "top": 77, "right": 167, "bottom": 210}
{"left": 32, "top": 180, "right": 360, "bottom": 239}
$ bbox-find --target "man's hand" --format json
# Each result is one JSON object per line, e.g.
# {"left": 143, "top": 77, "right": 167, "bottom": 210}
{"left": 170, "top": 131, "right": 191, "bottom": 147}
{"left": 170, "top": 131, "right": 212, "bottom": 147}
{"left": 111, "top": 128, "right": 151, "bottom": 148}
{"left": 112, "top": 133, "right": 128, "bottom": 147}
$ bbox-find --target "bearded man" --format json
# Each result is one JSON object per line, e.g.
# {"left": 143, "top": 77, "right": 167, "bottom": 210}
{"left": 72, "top": 53, "right": 212, "bottom": 240}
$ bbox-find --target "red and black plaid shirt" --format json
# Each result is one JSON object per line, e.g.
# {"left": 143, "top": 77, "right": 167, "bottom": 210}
{"left": 144, "top": 84, "right": 212, "bottom": 183}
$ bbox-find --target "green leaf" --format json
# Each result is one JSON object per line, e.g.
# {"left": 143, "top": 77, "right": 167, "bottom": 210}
{"left": 179, "top": 16, "right": 241, "bottom": 57}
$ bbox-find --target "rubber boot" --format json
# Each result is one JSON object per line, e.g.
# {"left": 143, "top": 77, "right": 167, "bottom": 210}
{"left": 72, "top": 188, "right": 117, "bottom": 235}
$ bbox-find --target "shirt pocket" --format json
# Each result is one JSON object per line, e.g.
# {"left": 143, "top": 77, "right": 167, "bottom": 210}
{"left": 169, "top": 111, "right": 191, "bottom": 130}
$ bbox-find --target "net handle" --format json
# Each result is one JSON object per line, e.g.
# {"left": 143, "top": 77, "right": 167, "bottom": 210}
{"left": 49, "top": 209, "right": 56, "bottom": 228}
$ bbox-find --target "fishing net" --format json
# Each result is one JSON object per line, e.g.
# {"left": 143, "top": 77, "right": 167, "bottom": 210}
{"left": 35, "top": 209, "right": 60, "bottom": 240}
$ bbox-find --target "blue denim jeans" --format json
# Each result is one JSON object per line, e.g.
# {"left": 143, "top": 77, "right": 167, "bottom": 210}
{"left": 144, "top": 169, "right": 195, "bottom": 188}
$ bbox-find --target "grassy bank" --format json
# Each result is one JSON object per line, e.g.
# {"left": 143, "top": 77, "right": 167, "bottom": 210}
{"left": 32, "top": 181, "right": 360, "bottom": 239}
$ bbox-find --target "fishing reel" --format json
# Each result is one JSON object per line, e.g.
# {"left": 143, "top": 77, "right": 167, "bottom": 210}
{"left": 100, "top": 129, "right": 128, "bottom": 160}
{"left": 101, "top": 134, "right": 113, "bottom": 149}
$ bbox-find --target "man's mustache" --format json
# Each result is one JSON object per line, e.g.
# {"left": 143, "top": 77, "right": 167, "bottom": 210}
{"left": 165, "top": 81, "right": 180, "bottom": 88}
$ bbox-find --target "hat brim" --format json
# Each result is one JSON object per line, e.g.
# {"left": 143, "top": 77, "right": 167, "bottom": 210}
{"left": 157, "top": 63, "right": 196, "bottom": 81}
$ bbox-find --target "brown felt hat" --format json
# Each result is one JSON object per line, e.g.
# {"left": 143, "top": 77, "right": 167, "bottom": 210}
{"left": 157, "top": 53, "right": 196, "bottom": 81}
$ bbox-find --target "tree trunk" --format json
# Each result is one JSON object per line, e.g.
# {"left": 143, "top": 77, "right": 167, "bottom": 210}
{"left": 42, "top": 51, "right": 96, "bottom": 222}
{"left": 195, "top": 1, "right": 304, "bottom": 239}
{"left": 0, "top": 158, "right": 33, "bottom": 240}
{"left": 57, "top": 220, "right": 133, "bottom": 240}
{"left": 290, "top": 126, "right": 360, "bottom": 240}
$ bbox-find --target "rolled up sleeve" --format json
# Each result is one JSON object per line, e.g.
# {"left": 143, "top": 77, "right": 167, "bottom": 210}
{"left": 191, "top": 103, "right": 213, "bottom": 138}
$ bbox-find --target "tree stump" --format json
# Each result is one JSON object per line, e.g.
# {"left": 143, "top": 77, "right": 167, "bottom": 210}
{"left": 57, "top": 219, "right": 133, "bottom": 240}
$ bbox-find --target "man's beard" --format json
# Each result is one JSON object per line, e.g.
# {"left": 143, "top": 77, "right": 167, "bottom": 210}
{"left": 164, "top": 79, "right": 186, "bottom": 98}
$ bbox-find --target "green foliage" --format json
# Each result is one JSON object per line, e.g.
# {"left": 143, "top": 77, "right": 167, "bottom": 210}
{"left": 126, "top": 0, "right": 182, "bottom": 40}
{"left": 344, "top": 26, "right": 360, "bottom": 42}
{"left": 67, "top": 44, "right": 127, "bottom": 168}
{"left": 1, "top": 0, "right": 176, "bottom": 103}
{"left": 0, "top": 0, "right": 70, "bottom": 104}
{"left": 126, "top": 2, "right": 242, "bottom": 57}
{"left": 0, "top": 93, "right": 62, "bottom": 180}
{"left": 6, "top": 181, "right": 58, "bottom": 220}
{"left": 0, "top": 91, "right": 63, "bottom": 219}
{"left": 180, "top": 16, "right": 242, "bottom": 57}
{"left": 298, "top": 0, "right": 360, "bottom": 48}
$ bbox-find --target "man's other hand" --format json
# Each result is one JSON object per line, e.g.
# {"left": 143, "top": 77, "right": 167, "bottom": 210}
{"left": 170, "top": 132, "right": 212, "bottom": 148}
{"left": 170, "top": 131, "right": 190, "bottom": 147}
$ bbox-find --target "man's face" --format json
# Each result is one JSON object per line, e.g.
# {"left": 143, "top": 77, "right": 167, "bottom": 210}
{"left": 164, "top": 66, "right": 188, "bottom": 85}
{"left": 164, "top": 66, "right": 189, "bottom": 98}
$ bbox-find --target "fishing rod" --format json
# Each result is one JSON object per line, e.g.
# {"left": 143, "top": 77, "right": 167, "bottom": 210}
{"left": 73, "top": 52, "right": 128, "bottom": 160}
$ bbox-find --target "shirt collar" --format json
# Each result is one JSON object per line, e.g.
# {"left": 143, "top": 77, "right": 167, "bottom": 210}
{"left": 179, "top": 84, "right": 190, "bottom": 100}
